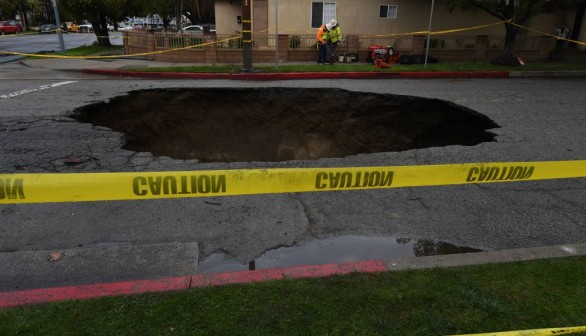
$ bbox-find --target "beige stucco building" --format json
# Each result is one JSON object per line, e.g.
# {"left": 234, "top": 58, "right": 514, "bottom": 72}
{"left": 215, "top": 0, "right": 584, "bottom": 43}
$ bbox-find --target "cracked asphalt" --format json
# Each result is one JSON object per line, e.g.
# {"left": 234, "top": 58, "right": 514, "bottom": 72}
{"left": 0, "top": 60, "right": 585, "bottom": 289}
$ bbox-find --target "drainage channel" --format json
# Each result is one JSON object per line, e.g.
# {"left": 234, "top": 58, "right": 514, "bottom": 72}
{"left": 198, "top": 236, "right": 482, "bottom": 273}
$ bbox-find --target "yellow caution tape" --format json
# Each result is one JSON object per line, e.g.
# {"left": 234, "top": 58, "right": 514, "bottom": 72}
{"left": 1, "top": 19, "right": 584, "bottom": 60}
{"left": 449, "top": 325, "right": 586, "bottom": 336}
{"left": 509, "top": 21, "right": 586, "bottom": 47}
{"left": 369, "top": 20, "right": 506, "bottom": 38}
{"left": 0, "top": 160, "right": 584, "bottom": 204}
{"left": 0, "top": 34, "right": 242, "bottom": 59}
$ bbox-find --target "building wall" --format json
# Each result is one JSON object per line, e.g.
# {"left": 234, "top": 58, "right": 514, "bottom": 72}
{"left": 215, "top": 0, "right": 243, "bottom": 35}
{"left": 215, "top": 0, "right": 575, "bottom": 39}
{"left": 125, "top": 31, "right": 560, "bottom": 64}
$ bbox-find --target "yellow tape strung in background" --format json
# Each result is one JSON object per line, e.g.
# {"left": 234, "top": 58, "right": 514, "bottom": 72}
{"left": 4, "top": 19, "right": 583, "bottom": 59}
{"left": 509, "top": 21, "right": 586, "bottom": 47}
{"left": 0, "top": 161, "right": 584, "bottom": 204}
{"left": 0, "top": 34, "right": 243, "bottom": 59}
{"left": 450, "top": 325, "right": 586, "bottom": 336}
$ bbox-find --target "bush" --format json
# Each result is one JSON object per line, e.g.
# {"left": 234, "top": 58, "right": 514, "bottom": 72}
{"left": 289, "top": 35, "right": 301, "bottom": 49}
{"left": 228, "top": 33, "right": 243, "bottom": 49}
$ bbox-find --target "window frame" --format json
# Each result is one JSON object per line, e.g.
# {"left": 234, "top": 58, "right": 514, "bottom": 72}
{"left": 311, "top": 2, "right": 337, "bottom": 29}
{"left": 379, "top": 4, "right": 398, "bottom": 19}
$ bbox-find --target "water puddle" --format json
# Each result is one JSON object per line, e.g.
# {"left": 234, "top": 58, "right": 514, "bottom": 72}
{"left": 198, "top": 236, "right": 482, "bottom": 273}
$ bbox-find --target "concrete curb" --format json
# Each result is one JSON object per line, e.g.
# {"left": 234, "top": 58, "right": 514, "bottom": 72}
{"left": 0, "top": 243, "right": 200, "bottom": 293}
{"left": 0, "top": 55, "right": 24, "bottom": 64}
{"left": 2, "top": 243, "right": 585, "bottom": 308}
{"left": 82, "top": 68, "right": 511, "bottom": 80}
{"left": 509, "top": 70, "right": 586, "bottom": 77}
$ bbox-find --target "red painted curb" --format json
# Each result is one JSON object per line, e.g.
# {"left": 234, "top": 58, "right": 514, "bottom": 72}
{"left": 399, "top": 71, "right": 509, "bottom": 79}
{"left": 0, "top": 260, "right": 387, "bottom": 308}
{"left": 82, "top": 69, "right": 233, "bottom": 79}
{"left": 191, "top": 260, "right": 388, "bottom": 287}
{"left": 229, "top": 72, "right": 401, "bottom": 80}
{"left": 82, "top": 69, "right": 508, "bottom": 80}
{"left": 0, "top": 276, "right": 191, "bottom": 308}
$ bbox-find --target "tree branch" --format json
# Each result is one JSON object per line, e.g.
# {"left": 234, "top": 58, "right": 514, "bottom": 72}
{"left": 469, "top": 0, "right": 505, "bottom": 20}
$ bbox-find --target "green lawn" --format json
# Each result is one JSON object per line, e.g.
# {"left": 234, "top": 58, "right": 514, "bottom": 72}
{"left": 120, "top": 61, "right": 586, "bottom": 74}
{"left": 1, "top": 256, "right": 585, "bottom": 336}
{"left": 53, "top": 45, "right": 586, "bottom": 73}
{"left": 63, "top": 45, "right": 123, "bottom": 56}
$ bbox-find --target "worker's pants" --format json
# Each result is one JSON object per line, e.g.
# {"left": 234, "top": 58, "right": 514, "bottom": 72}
{"left": 317, "top": 43, "right": 328, "bottom": 63}
{"left": 327, "top": 42, "right": 338, "bottom": 64}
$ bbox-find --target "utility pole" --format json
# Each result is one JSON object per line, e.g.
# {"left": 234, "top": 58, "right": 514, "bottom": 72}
{"left": 275, "top": 0, "right": 279, "bottom": 67}
{"left": 424, "top": 0, "right": 435, "bottom": 68}
{"left": 242, "top": 0, "right": 253, "bottom": 72}
{"left": 51, "top": 0, "right": 65, "bottom": 52}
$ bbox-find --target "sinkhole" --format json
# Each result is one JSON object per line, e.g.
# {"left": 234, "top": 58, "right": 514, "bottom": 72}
{"left": 73, "top": 88, "right": 499, "bottom": 162}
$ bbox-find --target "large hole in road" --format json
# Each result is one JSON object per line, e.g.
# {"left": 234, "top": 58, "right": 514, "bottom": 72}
{"left": 73, "top": 88, "right": 499, "bottom": 162}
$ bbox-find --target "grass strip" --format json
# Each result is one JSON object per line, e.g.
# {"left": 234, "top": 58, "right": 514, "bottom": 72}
{"left": 122, "top": 62, "right": 586, "bottom": 74}
{"left": 1, "top": 256, "right": 585, "bottom": 336}
{"left": 55, "top": 46, "right": 586, "bottom": 72}
{"left": 63, "top": 45, "right": 124, "bottom": 57}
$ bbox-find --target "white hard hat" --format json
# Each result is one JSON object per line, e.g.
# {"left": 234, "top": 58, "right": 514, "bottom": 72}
{"left": 326, "top": 23, "right": 333, "bottom": 30}
{"left": 330, "top": 19, "right": 337, "bottom": 27}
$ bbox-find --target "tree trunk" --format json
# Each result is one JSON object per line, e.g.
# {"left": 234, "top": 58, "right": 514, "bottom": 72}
{"left": 95, "top": 32, "right": 112, "bottom": 47}
{"left": 570, "top": 0, "right": 585, "bottom": 49}
{"left": 491, "top": 23, "right": 521, "bottom": 65}
{"left": 93, "top": 17, "right": 112, "bottom": 47}
{"left": 19, "top": 10, "right": 29, "bottom": 31}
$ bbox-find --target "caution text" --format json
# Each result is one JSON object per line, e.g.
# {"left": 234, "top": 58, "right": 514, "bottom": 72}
{"left": 315, "top": 171, "right": 394, "bottom": 189}
{"left": 466, "top": 165, "right": 535, "bottom": 182}
{"left": 0, "top": 178, "right": 25, "bottom": 200}
{"left": 133, "top": 175, "right": 227, "bottom": 196}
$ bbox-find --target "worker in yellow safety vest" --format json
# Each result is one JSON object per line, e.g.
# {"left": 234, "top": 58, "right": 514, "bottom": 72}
{"left": 326, "top": 19, "right": 343, "bottom": 65}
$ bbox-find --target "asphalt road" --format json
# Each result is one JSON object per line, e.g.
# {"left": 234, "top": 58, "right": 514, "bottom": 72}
{"left": 0, "top": 31, "right": 122, "bottom": 55}
{"left": 0, "top": 63, "right": 585, "bottom": 290}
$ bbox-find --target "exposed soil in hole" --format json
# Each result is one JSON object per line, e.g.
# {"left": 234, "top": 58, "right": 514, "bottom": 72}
{"left": 73, "top": 88, "right": 499, "bottom": 162}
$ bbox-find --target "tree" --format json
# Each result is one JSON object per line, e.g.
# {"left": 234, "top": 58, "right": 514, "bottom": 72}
{"left": 59, "top": 0, "right": 134, "bottom": 47}
{"left": 568, "top": 0, "right": 585, "bottom": 49}
{"left": 0, "top": 0, "right": 40, "bottom": 29}
{"left": 443, "top": 0, "right": 582, "bottom": 65}
{"left": 184, "top": 0, "right": 215, "bottom": 24}
{"left": 143, "top": 0, "right": 180, "bottom": 31}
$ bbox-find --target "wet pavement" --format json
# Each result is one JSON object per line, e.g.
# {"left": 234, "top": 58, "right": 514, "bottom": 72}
{"left": 198, "top": 236, "right": 482, "bottom": 273}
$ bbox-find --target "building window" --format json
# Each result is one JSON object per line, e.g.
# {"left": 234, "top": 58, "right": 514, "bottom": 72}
{"left": 379, "top": 5, "right": 398, "bottom": 19}
{"left": 311, "top": 2, "right": 336, "bottom": 28}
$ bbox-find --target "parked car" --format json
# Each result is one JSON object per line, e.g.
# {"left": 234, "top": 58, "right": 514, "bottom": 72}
{"left": 66, "top": 23, "right": 79, "bottom": 33}
{"left": 183, "top": 24, "right": 215, "bottom": 33}
{"left": 183, "top": 25, "right": 203, "bottom": 33}
{"left": 107, "top": 22, "right": 134, "bottom": 31}
{"left": 200, "top": 23, "right": 216, "bottom": 32}
{"left": 118, "top": 24, "right": 134, "bottom": 31}
{"left": 79, "top": 23, "right": 93, "bottom": 33}
{"left": 39, "top": 24, "right": 58, "bottom": 34}
{"left": 0, "top": 20, "right": 23, "bottom": 35}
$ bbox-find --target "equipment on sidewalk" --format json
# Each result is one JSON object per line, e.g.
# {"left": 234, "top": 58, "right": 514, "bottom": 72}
{"left": 398, "top": 54, "right": 439, "bottom": 65}
{"left": 366, "top": 45, "right": 400, "bottom": 64}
